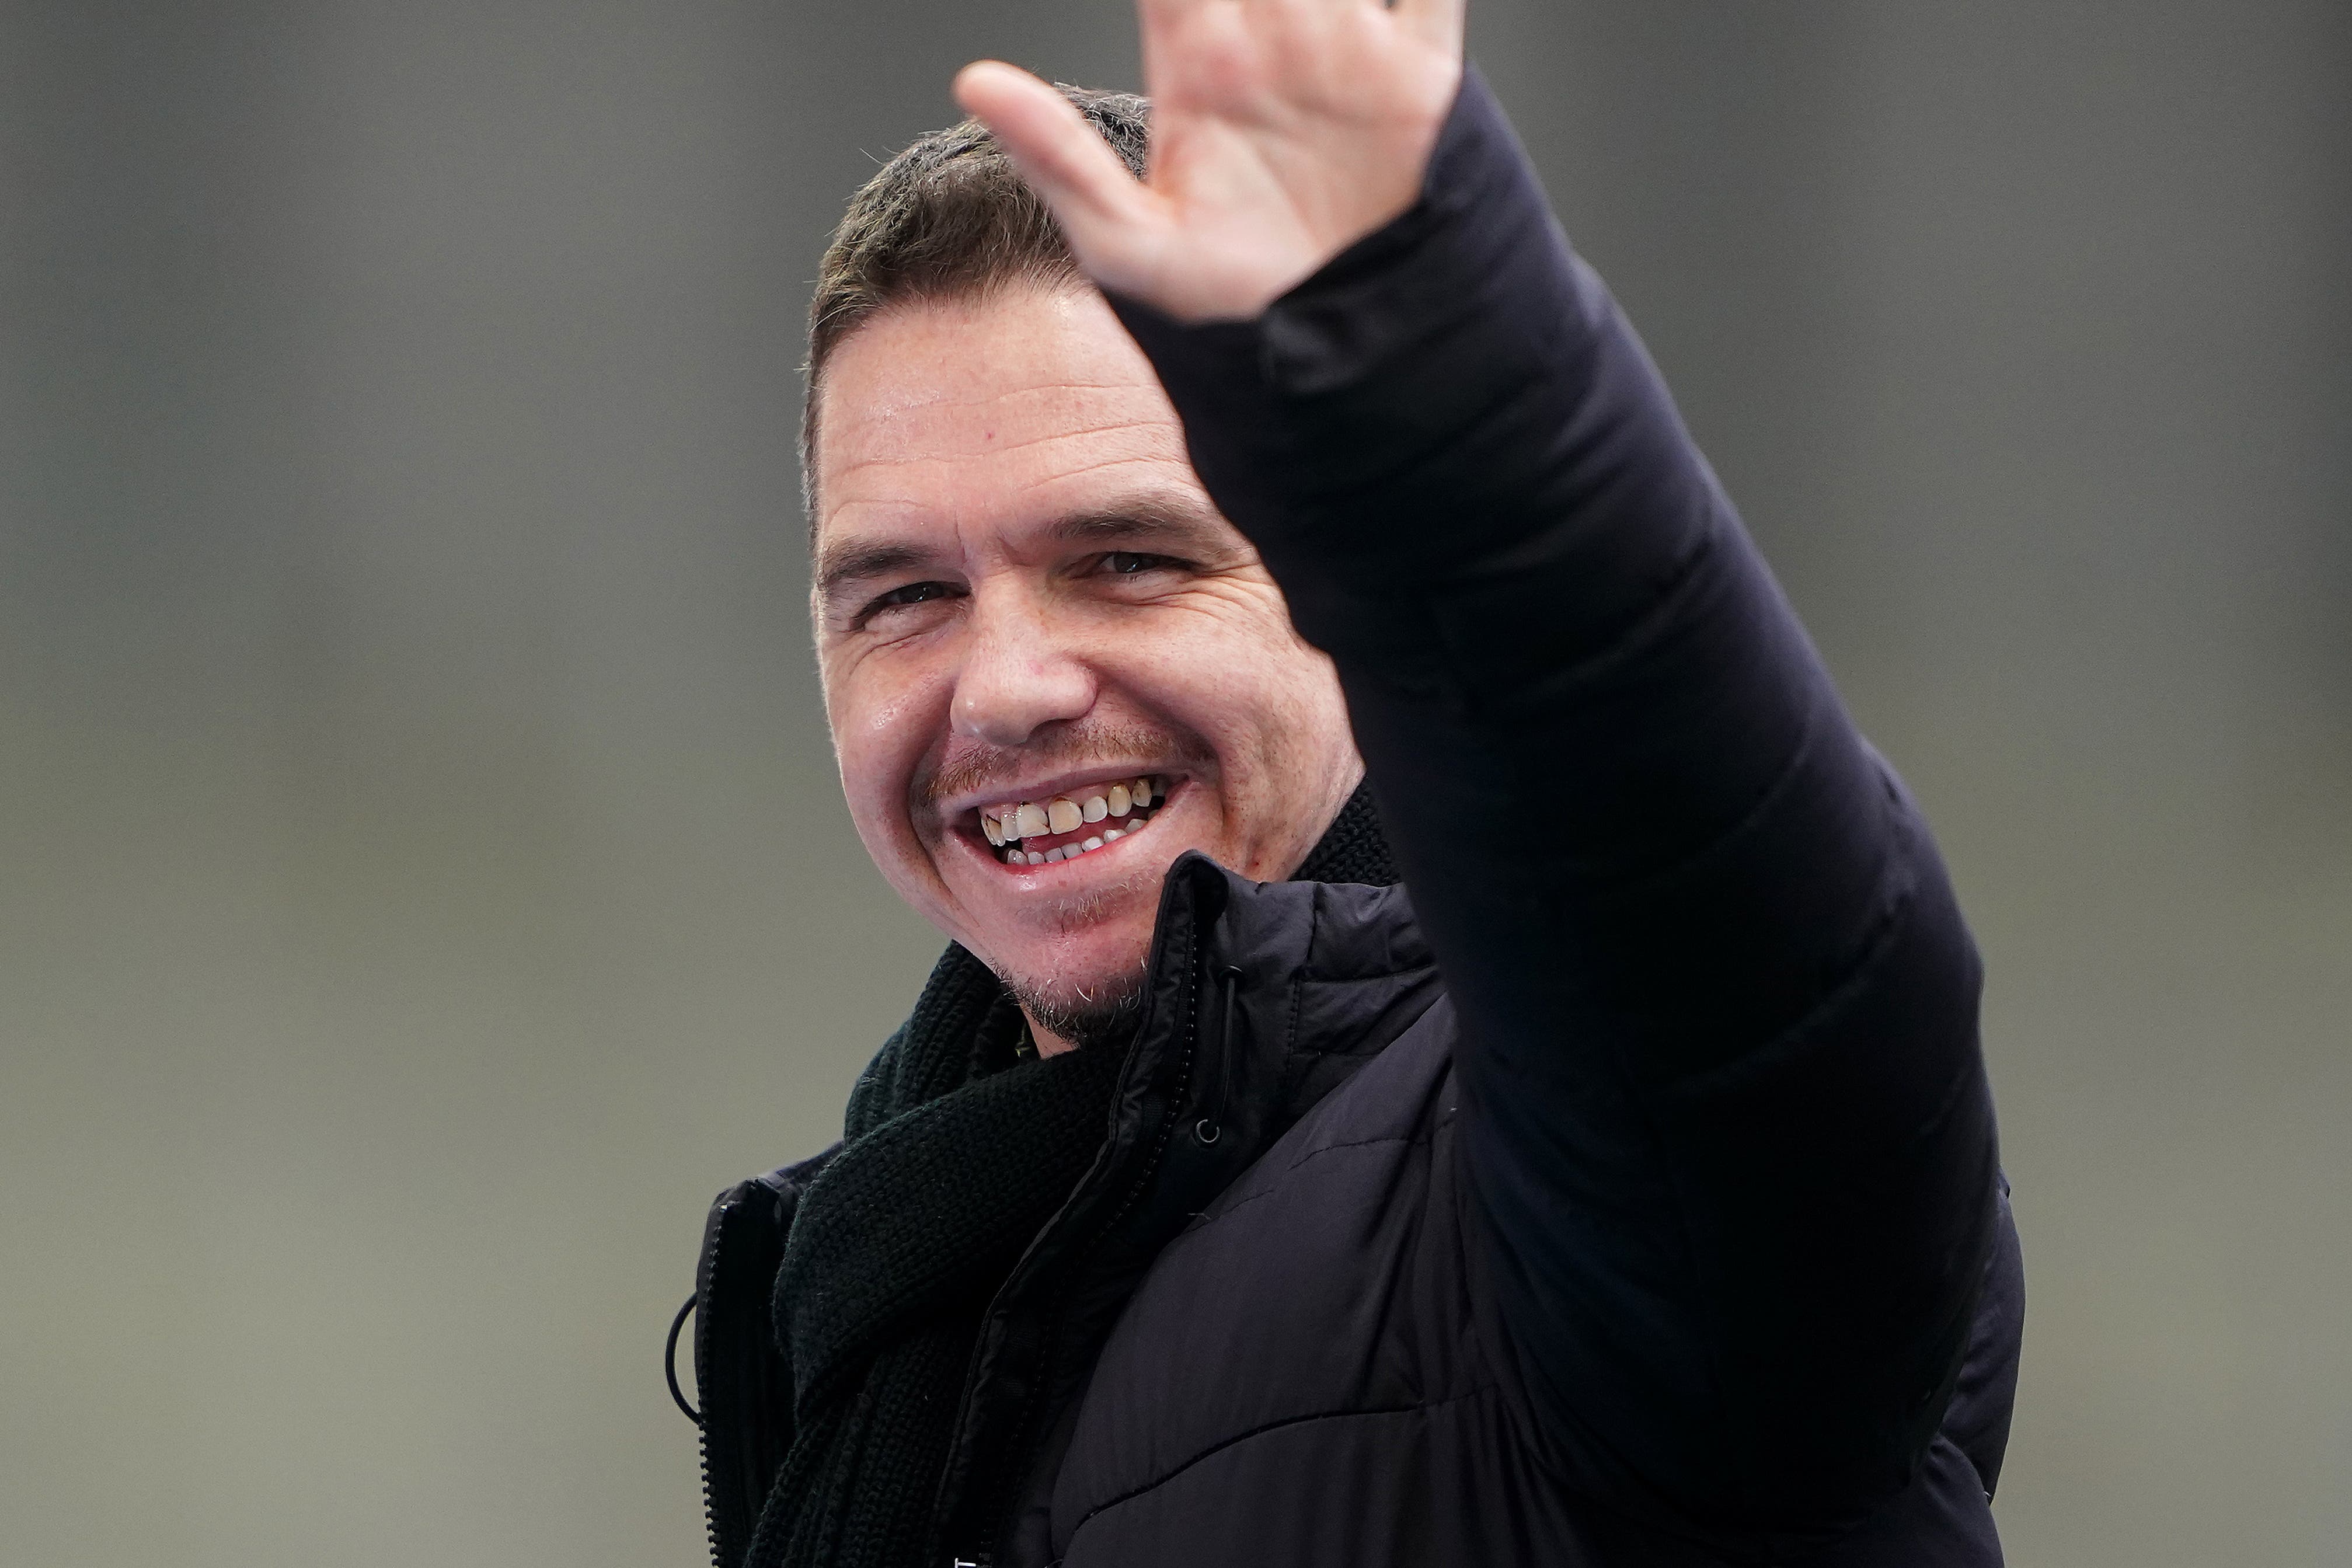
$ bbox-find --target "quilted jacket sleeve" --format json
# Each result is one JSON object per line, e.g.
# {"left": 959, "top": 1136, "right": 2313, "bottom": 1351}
{"left": 1109, "top": 67, "right": 2003, "bottom": 1547}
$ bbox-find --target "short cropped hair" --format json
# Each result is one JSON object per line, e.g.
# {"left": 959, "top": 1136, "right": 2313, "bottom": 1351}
{"left": 801, "top": 87, "right": 1151, "bottom": 521}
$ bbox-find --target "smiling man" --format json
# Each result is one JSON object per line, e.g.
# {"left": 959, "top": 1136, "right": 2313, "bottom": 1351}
{"left": 685, "top": 1, "right": 2022, "bottom": 1564}
{"left": 813, "top": 285, "right": 1361, "bottom": 1052}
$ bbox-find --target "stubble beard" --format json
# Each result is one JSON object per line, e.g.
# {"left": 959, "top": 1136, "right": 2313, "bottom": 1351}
{"left": 926, "top": 720, "right": 1207, "bottom": 1054}
{"left": 999, "top": 877, "right": 1158, "bottom": 1054}
{"left": 1011, "top": 970, "right": 1149, "bottom": 1055}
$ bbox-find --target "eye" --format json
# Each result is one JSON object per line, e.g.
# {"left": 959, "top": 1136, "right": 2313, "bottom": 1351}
{"left": 855, "top": 580, "right": 961, "bottom": 627}
{"left": 1096, "top": 550, "right": 1185, "bottom": 577}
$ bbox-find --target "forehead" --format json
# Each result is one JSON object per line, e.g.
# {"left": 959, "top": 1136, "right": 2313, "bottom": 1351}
{"left": 811, "top": 287, "right": 1196, "bottom": 545}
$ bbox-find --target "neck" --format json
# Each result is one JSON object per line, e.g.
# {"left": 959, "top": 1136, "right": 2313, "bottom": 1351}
{"left": 1028, "top": 1020, "right": 1078, "bottom": 1058}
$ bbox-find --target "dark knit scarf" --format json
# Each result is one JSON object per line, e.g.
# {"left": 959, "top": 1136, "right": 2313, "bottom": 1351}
{"left": 753, "top": 781, "right": 1398, "bottom": 1568}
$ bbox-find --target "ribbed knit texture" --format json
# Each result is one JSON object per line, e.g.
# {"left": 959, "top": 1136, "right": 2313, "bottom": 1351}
{"left": 1294, "top": 778, "right": 1400, "bottom": 887}
{"left": 751, "top": 782, "right": 1397, "bottom": 1568}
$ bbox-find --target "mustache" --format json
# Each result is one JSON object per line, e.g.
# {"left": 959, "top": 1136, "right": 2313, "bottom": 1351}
{"left": 924, "top": 722, "right": 1208, "bottom": 808}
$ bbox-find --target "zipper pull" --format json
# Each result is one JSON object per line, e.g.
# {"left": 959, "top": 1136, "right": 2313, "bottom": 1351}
{"left": 1194, "top": 964, "right": 1243, "bottom": 1145}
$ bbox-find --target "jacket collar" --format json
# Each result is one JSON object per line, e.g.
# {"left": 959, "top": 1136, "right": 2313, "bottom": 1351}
{"left": 1152, "top": 849, "right": 1440, "bottom": 1159}
{"left": 1064, "top": 850, "right": 1444, "bottom": 1265}
{"left": 926, "top": 851, "right": 1444, "bottom": 1559}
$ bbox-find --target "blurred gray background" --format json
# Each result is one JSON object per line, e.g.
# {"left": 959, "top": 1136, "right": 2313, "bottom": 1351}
{"left": 3, "top": 1, "right": 2345, "bottom": 1563}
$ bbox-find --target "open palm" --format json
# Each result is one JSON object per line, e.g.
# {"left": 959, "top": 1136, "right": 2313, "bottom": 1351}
{"left": 956, "top": 0, "right": 1466, "bottom": 322}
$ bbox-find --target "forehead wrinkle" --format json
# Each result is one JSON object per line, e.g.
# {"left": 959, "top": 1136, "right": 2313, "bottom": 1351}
{"left": 821, "top": 450, "right": 1191, "bottom": 550}
{"left": 816, "top": 295, "right": 1193, "bottom": 548}
{"left": 861, "top": 378, "right": 1144, "bottom": 405}
{"left": 828, "top": 413, "right": 1174, "bottom": 476}
{"left": 828, "top": 384, "right": 1156, "bottom": 444}
{"left": 1011, "top": 450, "right": 1198, "bottom": 496}
{"left": 821, "top": 428, "right": 1186, "bottom": 529}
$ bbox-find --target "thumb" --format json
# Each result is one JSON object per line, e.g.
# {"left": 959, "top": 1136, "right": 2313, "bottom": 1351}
{"left": 953, "top": 61, "right": 1162, "bottom": 283}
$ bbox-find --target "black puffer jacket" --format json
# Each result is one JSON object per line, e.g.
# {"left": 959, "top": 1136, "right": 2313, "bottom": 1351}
{"left": 696, "top": 69, "right": 2022, "bottom": 1567}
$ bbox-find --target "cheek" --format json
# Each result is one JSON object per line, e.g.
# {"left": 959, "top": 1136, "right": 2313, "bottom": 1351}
{"left": 1129, "top": 590, "right": 1345, "bottom": 776}
{"left": 826, "top": 646, "right": 954, "bottom": 826}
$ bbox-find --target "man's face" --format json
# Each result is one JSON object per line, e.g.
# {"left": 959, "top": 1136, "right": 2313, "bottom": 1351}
{"left": 811, "top": 285, "right": 1360, "bottom": 1047}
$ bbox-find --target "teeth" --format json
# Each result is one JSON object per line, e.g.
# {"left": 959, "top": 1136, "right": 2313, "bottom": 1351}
{"left": 989, "top": 776, "right": 1164, "bottom": 866}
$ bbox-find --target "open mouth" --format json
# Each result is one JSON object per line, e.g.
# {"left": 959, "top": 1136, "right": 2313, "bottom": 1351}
{"left": 977, "top": 775, "right": 1169, "bottom": 867}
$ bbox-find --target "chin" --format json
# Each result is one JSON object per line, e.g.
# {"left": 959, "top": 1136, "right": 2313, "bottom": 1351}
{"left": 936, "top": 842, "right": 1172, "bottom": 986}
{"left": 993, "top": 906, "right": 1155, "bottom": 1009}
{"left": 1003, "top": 943, "right": 1154, "bottom": 1053}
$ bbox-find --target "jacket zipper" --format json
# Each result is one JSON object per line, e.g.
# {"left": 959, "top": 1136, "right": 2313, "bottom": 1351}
{"left": 948, "top": 937, "right": 1210, "bottom": 1567}
{"left": 698, "top": 1197, "right": 742, "bottom": 1568}
{"left": 1193, "top": 965, "right": 1243, "bottom": 1145}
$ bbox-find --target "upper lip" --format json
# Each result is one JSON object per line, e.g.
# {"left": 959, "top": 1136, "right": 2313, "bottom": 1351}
{"left": 934, "top": 765, "right": 1181, "bottom": 824}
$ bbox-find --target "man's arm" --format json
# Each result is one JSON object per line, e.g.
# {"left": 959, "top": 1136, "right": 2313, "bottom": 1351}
{"left": 964, "top": 17, "right": 2001, "bottom": 1545}
{"left": 1111, "top": 72, "right": 1999, "bottom": 1543}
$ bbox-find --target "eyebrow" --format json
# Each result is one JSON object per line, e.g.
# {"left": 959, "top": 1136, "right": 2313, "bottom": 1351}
{"left": 813, "top": 496, "right": 1231, "bottom": 608}
{"left": 1043, "top": 496, "right": 1226, "bottom": 552}
{"left": 813, "top": 539, "right": 935, "bottom": 604}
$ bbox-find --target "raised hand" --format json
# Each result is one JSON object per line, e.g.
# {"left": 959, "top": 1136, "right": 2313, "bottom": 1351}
{"left": 954, "top": 0, "right": 1465, "bottom": 323}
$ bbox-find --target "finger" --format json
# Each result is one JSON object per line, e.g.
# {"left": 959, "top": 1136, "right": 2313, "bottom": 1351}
{"left": 952, "top": 61, "right": 1159, "bottom": 262}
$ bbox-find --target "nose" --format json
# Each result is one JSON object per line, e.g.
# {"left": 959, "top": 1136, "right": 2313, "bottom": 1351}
{"left": 949, "top": 587, "right": 1098, "bottom": 747}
